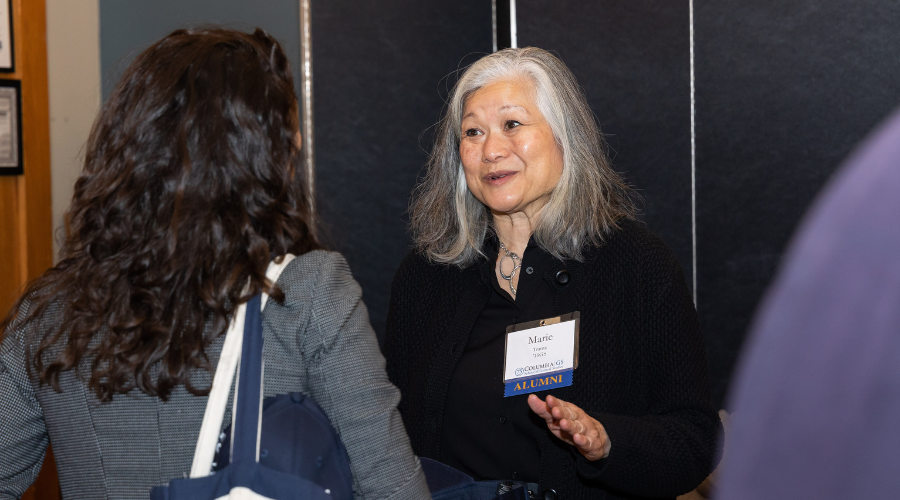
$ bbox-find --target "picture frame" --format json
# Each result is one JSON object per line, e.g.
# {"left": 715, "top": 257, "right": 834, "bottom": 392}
{"left": 0, "top": 79, "right": 22, "bottom": 175}
{"left": 0, "top": 0, "right": 12, "bottom": 73}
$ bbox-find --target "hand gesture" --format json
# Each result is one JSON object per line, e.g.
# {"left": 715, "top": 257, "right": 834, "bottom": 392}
{"left": 527, "top": 394, "right": 611, "bottom": 461}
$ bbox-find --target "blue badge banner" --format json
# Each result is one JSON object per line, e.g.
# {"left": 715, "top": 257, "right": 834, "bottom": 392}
{"left": 503, "top": 369, "right": 572, "bottom": 397}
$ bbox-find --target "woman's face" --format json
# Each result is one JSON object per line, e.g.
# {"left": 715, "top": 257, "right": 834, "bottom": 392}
{"left": 459, "top": 78, "right": 564, "bottom": 218}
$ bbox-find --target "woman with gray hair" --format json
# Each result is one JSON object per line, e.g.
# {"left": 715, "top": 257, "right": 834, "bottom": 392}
{"left": 384, "top": 48, "right": 719, "bottom": 500}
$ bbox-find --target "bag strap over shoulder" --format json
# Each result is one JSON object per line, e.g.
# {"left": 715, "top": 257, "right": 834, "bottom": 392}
{"left": 189, "top": 254, "right": 297, "bottom": 478}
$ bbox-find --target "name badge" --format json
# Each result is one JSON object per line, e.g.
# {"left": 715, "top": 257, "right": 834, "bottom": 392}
{"left": 502, "top": 312, "right": 579, "bottom": 397}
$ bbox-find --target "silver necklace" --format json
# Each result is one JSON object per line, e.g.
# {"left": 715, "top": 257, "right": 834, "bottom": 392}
{"left": 498, "top": 241, "right": 522, "bottom": 297}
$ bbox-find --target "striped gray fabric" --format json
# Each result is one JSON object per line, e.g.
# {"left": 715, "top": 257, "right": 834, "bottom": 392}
{"left": 0, "top": 251, "right": 430, "bottom": 500}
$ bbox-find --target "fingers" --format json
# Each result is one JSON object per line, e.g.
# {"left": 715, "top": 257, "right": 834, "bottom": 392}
{"left": 559, "top": 416, "right": 586, "bottom": 435}
{"left": 547, "top": 395, "right": 579, "bottom": 422}
{"left": 544, "top": 395, "right": 610, "bottom": 461}
{"left": 573, "top": 432, "right": 593, "bottom": 449}
{"left": 568, "top": 424, "right": 606, "bottom": 460}
{"left": 527, "top": 394, "right": 553, "bottom": 422}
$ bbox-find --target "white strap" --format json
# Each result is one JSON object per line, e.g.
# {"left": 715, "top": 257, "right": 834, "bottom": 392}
{"left": 189, "top": 254, "right": 297, "bottom": 478}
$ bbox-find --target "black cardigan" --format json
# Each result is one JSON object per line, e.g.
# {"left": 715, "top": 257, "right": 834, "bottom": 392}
{"left": 384, "top": 220, "right": 720, "bottom": 500}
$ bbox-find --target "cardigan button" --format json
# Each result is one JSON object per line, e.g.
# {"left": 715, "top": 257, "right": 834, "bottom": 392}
{"left": 555, "top": 270, "right": 570, "bottom": 285}
{"left": 541, "top": 488, "right": 558, "bottom": 500}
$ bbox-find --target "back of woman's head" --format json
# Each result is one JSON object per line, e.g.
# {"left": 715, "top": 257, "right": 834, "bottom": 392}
{"left": 2, "top": 28, "right": 319, "bottom": 401}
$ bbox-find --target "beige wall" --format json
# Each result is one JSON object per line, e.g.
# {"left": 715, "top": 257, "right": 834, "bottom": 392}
{"left": 46, "top": 0, "right": 101, "bottom": 257}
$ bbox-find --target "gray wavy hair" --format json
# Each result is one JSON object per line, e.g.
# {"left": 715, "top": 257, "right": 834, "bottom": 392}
{"left": 410, "top": 47, "right": 637, "bottom": 267}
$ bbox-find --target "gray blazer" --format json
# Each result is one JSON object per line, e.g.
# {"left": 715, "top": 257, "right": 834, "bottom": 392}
{"left": 0, "top": 251, "right": 430, "bottom": 500}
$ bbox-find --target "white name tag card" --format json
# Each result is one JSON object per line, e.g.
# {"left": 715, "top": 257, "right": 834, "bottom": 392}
{"left": 502, "top": 312, "right": 579, "bottom": 397}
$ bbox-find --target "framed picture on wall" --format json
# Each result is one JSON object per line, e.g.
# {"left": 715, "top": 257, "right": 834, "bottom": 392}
{"left": 0, "top": 0, "right": 12, "bottom": 72}
{"left": 0, "top": 80, "right": 22, "bottom": 175}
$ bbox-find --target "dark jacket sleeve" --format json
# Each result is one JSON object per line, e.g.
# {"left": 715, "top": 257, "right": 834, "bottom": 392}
{"left": 575, "top": 235, "right": 721, "bottom": 497}
{"left": 383, "top": 252, "right": 415, "bottom": 417}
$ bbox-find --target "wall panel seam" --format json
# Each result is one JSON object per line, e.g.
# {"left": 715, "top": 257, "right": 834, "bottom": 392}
{"left": 690, "top": 0, "right": 697, "bottom": 305}
{"left": 299, "top": 0, "right": 315, "bottom": 217}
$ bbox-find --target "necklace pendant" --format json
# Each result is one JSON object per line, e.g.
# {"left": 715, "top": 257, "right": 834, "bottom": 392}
{"left": 498, "top": 240, "right": 521, "bottom": 297}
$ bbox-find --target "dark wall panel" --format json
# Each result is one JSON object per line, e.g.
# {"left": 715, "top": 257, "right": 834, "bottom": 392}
{"left": 696, "top": 0, "right": 900, "bottom": 407}
{"left": 99, "top": 0, "right": 302, "bottom": 100}
{"left": 517, "top": 0, "right": 693, "bottom": 282}
{"left": 312, "top": 1, "right": 492, "bottom": 340}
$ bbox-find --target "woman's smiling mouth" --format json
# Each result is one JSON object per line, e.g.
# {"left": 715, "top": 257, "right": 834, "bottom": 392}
{"left": 484, "top": 170, "right": 518, "bottom": 185}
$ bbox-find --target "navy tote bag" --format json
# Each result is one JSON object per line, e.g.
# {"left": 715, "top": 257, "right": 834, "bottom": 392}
{"left": 151, "top": 256, "right": 351, "bottom": 500}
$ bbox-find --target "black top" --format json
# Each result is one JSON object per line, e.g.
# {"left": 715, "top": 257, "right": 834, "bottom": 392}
{"left": 439, "top": 237, "right": 557, "bottom": 482}
{"left": 384, "top": 220, "right": 721, "bottom": 500}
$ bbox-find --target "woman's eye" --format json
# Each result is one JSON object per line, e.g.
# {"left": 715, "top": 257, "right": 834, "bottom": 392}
{"left": 464, "top": 128, "right": 482, "bottom": 137}
{"left": 505, "top": 120, "right": 522, "bottom": 130}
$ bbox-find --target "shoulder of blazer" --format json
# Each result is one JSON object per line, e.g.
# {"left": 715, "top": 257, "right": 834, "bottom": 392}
{"left": 272, "top": 249, "right": 354, "bottom": 308}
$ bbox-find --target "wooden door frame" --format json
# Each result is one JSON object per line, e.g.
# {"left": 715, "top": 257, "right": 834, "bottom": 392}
{"left": 1, "top": 0, "right": 58, "bottom": 498}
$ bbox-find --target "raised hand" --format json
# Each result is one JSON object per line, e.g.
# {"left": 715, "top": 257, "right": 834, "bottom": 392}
{"left": 527, "top": 394, "right": 611, "bottom": 461}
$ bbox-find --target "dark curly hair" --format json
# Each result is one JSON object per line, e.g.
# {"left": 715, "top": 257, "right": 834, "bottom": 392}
{"left": 1, "top": 28, "right": 319, "bottom": 401}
